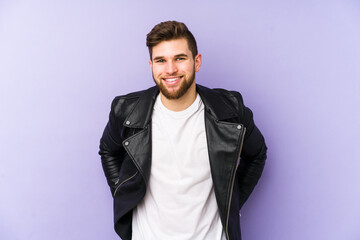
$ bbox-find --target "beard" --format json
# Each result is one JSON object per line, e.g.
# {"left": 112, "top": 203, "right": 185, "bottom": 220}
{"left": 153, "top": 68, "right": 195, "bottom": 100}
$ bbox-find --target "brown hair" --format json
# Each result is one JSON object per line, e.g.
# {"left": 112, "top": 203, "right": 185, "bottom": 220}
{"left": 146, "top": 21, "right": 198, "bottom": 60}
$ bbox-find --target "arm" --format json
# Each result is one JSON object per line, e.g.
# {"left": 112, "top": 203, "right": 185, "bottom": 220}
{"left": 99, "top": 98, "right": 126, "bottom": 195}
{"left": 235, "top": 95, "right": 267, "bottom": 208}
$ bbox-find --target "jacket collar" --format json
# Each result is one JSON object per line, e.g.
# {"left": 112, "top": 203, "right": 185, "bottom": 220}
{"left": 123, "top": 86, "right": 158, "bottom": 129}
{"left": 124, "top": 84, "right": 239, "bottom": 128}
{"left": 196, "top": 84, "right": 240, "bottom": 120}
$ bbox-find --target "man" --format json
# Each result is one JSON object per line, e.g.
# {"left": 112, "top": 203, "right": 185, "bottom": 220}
{"left": 99, "top": 21, "right": 267, "bottom": 240}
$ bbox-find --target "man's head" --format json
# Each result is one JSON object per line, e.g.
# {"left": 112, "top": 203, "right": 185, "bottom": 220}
{"left": 146, "top": 21, "right": 198, "bottom": 60}
{"left": 146, "top": 21, "right": 202, "bottom": 104}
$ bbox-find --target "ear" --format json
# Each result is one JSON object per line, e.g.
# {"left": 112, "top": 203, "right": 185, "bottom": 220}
{"left": 194, "top": 54, "right": 202, "bottom": 72}
{"left": 149, "top": 59, "right": 152, "bottom": 70}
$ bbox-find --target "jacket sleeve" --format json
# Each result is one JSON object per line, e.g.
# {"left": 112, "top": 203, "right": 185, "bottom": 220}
{"left": 235, "top": 94, "right": 267, "bottom": 208}
{"left": 99, "top": 97, "right": 126, "bottom": 196}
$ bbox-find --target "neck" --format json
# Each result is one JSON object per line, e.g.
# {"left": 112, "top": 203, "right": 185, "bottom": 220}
{"left": 160, "top": 82, "right": 197, "bottom": 111}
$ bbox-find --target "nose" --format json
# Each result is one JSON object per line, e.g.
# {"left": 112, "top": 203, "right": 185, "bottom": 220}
{"left": 165, "top": 60, "right": 178, "bottom": 74}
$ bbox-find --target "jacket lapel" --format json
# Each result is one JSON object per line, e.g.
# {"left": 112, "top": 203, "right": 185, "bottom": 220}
{"left": 204, "top": 113, "right": 245, "bottom": 225}
{"left": 123, "top": 126, "right": 152, "bottom": 184}
{"left": 197, "top": 85, "right": 246, "bottom": 225}
{"left": 123, "top": 86, "right": 159, "bottom": 129}
{"left": 122, "top": 86, "right": 158, "bottom": 185}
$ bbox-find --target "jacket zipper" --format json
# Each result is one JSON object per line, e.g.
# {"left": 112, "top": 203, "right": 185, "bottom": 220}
{"left": 225, "top": 127, "right": 246, "bottom": 240}
{"left": 113, "top": 171, "right": 139, "bottom": 197}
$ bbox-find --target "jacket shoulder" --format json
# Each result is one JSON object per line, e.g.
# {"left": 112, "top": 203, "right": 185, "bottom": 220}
{"left": 109, "top": 86, "right": 159, "bottom": 126}
{"left": 204, "top": 86, "right": 245, "bottom": 117}
{"left": 212, "top": 88, "right": 244, "bottom": 105}
{"left": 110, "top": 89, "right": 147, "bottom": 121}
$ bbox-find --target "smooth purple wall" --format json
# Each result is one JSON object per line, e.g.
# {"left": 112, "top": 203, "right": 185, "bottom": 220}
{"left": 1, "top": 1, "right": 359, "bottom": 239}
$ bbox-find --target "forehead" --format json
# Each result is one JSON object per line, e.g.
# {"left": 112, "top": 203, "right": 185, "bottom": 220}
{"left": 152, "top": 38, "right": 191, "bottom": 58}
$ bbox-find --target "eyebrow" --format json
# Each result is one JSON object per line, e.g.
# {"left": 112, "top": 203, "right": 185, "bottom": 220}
{"left": 153, "top": 53, "right": 189, "bottom": 61}
{"left": 153, "top": 56, "right": 164, "bottom": 61}
{"left": 174, "top": 54, "right": 189, "bottom": 58}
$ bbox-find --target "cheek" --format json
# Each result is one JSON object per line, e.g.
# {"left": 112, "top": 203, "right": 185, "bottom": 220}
{"left": 181, "top": 63, "right": 194, "bottom": 72}
{"left": 152, "top": 67, "right": 162, "bottom": 77}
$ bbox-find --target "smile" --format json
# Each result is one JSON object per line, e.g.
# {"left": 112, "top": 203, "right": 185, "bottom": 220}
{"left": 162, "top": 76, "right": 183, "bottom": 85}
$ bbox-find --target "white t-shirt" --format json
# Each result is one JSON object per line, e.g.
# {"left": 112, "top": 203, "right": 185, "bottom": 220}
{"left": 132, "top": 94, "right": 226, "bottom": 240}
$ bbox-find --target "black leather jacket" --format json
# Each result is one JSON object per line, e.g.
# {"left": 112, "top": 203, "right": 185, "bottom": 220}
{"left": 99, "top": 84, "right": 267, "bottom": 240}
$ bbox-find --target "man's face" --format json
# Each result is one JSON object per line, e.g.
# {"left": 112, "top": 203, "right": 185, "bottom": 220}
{"left": 150, "top": 38, "right": 202, "bottom": 100}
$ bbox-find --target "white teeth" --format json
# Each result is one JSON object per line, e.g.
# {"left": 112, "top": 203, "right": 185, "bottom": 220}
{"left": 164, "top": 77, "right": 180, "bottom": 82}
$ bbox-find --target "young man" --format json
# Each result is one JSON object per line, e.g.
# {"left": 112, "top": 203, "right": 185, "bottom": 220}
{"left": 99, "top": 21, "right": 267, "bottom": 240}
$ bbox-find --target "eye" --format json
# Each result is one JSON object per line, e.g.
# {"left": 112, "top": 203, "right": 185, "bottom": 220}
{"left": 176, "top": 57, "right": 185, "bottom": 61}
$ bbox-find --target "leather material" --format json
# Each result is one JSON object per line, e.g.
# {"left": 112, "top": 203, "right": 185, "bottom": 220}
{"left": 99, "top": 84, "right": 267, "bottom": 240}
{"left": 204, "top": 113, "right": 245, "bottom": 232}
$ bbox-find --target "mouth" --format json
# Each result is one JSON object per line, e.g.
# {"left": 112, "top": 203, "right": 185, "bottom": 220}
{"left": 162, "top": 76, "right": 183, "bottom": 85}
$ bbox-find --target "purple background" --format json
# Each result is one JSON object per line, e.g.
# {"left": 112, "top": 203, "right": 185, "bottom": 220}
{"left": 1, "top": 1, "right": 359, "bottom": 239}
